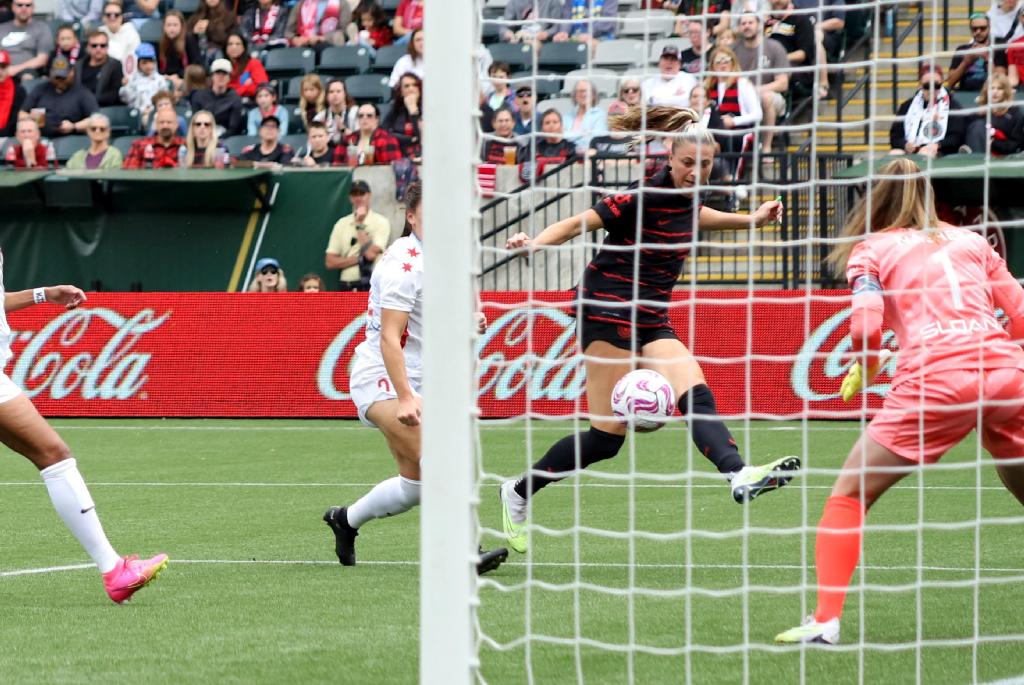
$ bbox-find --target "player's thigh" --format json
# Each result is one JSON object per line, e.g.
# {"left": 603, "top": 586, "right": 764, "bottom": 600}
{"left": 365, "top": 399, "right": 422, "bottom": 480}
{"left": 831, "top": 432, "right": 915, "bottom": 509}
{"left": 638, "top": 338, "right": 706, "bottom": 401}
{"left": 582, "top": 340, "right": 634, "bottom": 435}
{"left": 0, "top": 393, "right": 71, "bottom": 470}
{"left": 980, "top": 367, "right": 1024, "bottom": 462}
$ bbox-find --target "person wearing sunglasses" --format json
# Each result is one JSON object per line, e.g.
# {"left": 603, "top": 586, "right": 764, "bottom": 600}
{"left": 247, "top": 257, "right": 288, "bottom": 292}
{"left": 99, "top": 1, "right": 141, "bottom": 71}
{"left": 75, "top": 30, "right": 123, "bottom": 107}
{"left": 606, "top": 76, "right": 641, "bottom": 116}
{"left": 343, "top": 102, "right": 403, "bottom": 165}
{"left": 0, "top": 0, "right": 54, "bottom": 82}
{"left": 184, "top": 109, "right": 228, "bottom": 167}
{"left": 512, "top": 84, "right": 538, "bottom": 136}
{"left": 947, "top": 12, "right": 1008, "bottom": 91}
{"left": 66, "top": 111, "right": 123, "bottom": 169}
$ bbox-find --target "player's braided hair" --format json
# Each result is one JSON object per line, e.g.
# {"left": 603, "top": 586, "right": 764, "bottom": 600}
{"left": 401, "top": 181, "right": 422, "bottom": 237}
{"left": 608, "top": 106, "right": 716, "bottom": 152}
{"left": 826, "top": 157, "right": 940, "bottom": 273}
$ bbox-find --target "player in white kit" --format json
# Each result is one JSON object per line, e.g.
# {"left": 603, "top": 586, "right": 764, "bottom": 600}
{"left": 323, "top": 182, "right": 507, "bottom": 574}
{"left": 0, "top": 259, "right": 167, "bottom": 603}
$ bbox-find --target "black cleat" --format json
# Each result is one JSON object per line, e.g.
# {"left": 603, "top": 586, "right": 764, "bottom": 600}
{"left": 323, "top": 506, "right": 358, "bottom": 566}
{"left": 476, "top": 546, "right": 508, "bottom": 576}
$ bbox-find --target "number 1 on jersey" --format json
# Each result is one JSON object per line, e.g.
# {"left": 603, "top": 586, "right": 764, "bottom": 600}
{"left": 933, "top": 248, "right": 963, "bottom": 310}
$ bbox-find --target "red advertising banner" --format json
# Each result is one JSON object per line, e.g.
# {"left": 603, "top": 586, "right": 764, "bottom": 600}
{"left": 5, "top": 292, "right": 885, "bottom": 418}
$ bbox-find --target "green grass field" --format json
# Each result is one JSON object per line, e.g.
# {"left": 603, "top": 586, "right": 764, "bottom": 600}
{"left": 1, "top": 419, "right": 1022, "bottom": 684}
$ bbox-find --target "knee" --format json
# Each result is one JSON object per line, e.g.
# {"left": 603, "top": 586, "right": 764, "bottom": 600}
{"left": 398, "top": 476, "right": 421, "bottom": 507}
{"left": 33, "top": 440, "right": 72, "bottom": 470}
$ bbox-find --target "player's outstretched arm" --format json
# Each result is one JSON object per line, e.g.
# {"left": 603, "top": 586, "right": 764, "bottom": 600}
{"left": 698, "top": 200, "right": 783, "bottom": 231}
{"left": 506, "top": 209, "right": 604, "bottom": 256}
{"left": 4, "top": 285, "right": 87, "bottom": 313}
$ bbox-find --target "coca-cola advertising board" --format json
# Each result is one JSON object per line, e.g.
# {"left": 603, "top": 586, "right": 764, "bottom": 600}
{"left": 5, "top": 292, "right": 885, "bottom": 418}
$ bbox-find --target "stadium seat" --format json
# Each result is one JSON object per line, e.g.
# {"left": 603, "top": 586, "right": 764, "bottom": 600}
{"left": 318, "top": 46, "right": 371, "bottom": 77}
{"left": 280, "top": 133, "right": 309, "bottom": 153}
{"left": 223, "top": 135, "right": 258, "bottom": 158}
{"left": 487, "top": 0, "right": 509, "bottom": 8}
{"left": 561, "top": 68, "right": 620, "bottom": 97}
{"left": 379, "top": 0, "right": 401, "bottom": 10}
{"left": 538, "top": 42, "right": 589, "bottom": 74}
{"left": 264, "top": 48, "right": 316, "bottom": 81}
{"left": 510, "top": 71, "right": 561, "bottom": 99}
{"left": 345, "top": 74, "right": 392, "bottom": 103}
{"left": 536, "top": 97, "right": 572, "bottom": 116}
{"left": 481, "top": 21, "right": 503, "bottom": 44}
{"left": 112, "top": 136, "right": 141, "bottom": 158}
{"left": 377, "top": 101, "right": 391, "bottom": 123}
{"left": 487, "top": 43, "right": 534, "bottom": 72}
{"left": 648, "top": 37, "right": 692, "bottom": 65}
{"left": 593, "top": 39, "right": 646, "bottom": 70}
{"left": 138, "top": 18, "right": 163, "bottom": 44}
{"left": 172, "top": 0, "right": 200, "bottom": 14}
{"left": 371, "top": 44, "right": 406, "bottom": 75}
{"left": 47, "top": 19, "right": 81, "bottom": 39}
{"left": 101, "top": 105, "right": 139, "bottom": 136}
{"left": 53, "top": 135, "right": 88, "bottom": 162}
{"left": 619, "top": 9, "right": 676, "bottom": 39}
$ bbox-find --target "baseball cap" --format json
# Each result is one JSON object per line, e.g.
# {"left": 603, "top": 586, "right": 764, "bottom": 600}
{"left": 660, "top": 46, "right": 682, "bottom": 60}
{"left": 515, "top": 84, "right": 533, "bottom": 96}
{"left": 210, "top": 58, "right": 232, "bottom": 74}
{"left": 260, "top": 114, "right": 281, "bottom": 128}
{"left": 350, "top": 180, "right": 371, "bottom": 194}
{"left": 0, "top": 50, "right": 10, "bottom": 66}
{"left": 255, "top": 257, "right": 281, "bottom": 272}
{"left": 136, "top": 43, "right": 156, "bottom": 60}
{"left": 50, "top": 54, "right": 72, "bottom": 78}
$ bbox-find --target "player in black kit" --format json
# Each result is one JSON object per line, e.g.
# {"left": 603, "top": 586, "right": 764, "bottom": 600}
{"left": 498, "top": 106, "right": 800, "bottom": 554}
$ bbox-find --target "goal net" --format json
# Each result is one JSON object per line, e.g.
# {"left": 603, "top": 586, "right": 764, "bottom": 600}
{"left": 424, "top": 0, "right": 1024, "bottom": 682}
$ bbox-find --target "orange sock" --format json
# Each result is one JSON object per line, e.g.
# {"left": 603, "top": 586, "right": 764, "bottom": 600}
{"left": 814, "top": 495, "right": 865, "bottom": 623}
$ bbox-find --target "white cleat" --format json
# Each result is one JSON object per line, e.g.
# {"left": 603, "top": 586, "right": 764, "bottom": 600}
{"left": 731, "top": 456, "right": 801, "bottom": 503}
{"left": 499, "top": 480, "right": 528, "bottom": 554}
{"left": 774, "top": 616, "right": 840, "bottom": 645}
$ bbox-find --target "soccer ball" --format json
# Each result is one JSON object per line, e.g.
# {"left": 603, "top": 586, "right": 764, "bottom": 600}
{"left": 611, "top": 369, "right": 676, "bottom": 433}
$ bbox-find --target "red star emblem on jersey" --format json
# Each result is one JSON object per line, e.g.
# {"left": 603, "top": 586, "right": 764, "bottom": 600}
{"left": 407, "top": 247, "right": 420, "bottom": 257}
{"left": 402, "top": 263, "right": 413, "bottom": 272}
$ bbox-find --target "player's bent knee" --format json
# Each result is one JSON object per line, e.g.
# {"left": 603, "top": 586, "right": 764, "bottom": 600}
{"left": 31, "top": 439, "right": 72, "bottom": 469}
{"left": 398, "top": 476, "right": 421, "bottom": 508}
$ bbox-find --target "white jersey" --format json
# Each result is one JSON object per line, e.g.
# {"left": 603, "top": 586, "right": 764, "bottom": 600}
{"left": 0, "top": 250, "right": 11, "bottom": 366}
{"left": 353, "top": 234, "right": 424, "bottom": 376}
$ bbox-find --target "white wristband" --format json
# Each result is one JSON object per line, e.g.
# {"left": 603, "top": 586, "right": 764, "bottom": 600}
{"left": 32, "top": 288, "right": 46, "bottom": 305}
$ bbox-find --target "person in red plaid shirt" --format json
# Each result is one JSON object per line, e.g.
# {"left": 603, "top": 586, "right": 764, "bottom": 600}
{"left": 122, "top": 108, "right": 186, "bottom": 168}
{"left": 344, "top": 103, "right": 403, "bottom": 165}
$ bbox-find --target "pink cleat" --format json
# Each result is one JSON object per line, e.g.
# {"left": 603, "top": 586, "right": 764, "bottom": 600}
{"left": 102, "top": 554, "right": 169, "bottom": 604}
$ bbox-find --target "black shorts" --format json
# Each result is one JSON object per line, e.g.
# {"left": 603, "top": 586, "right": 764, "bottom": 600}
{"left": 577, "top": 316, "right": 679, "bottom": 352}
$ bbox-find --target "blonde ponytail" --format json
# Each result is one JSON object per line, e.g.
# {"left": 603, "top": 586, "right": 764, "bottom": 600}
{"left": 608, "top": 105, "right": 716, "bottom": 152}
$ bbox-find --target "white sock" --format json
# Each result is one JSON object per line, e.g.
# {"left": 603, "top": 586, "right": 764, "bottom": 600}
{"left": 40, "top": 458, "right": 121, "bottom": 573}
{"left": 346, "top": 476, "right": 421, "bottom": 529}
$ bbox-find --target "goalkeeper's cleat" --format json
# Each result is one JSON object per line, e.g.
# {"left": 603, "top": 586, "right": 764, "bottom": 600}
{"left": 323, "top": 506, "right": 358, "bottom": 566}
{"left": 774, "top": 616, "right": 840, "bottom": 645}
{"left": 499, "top": 481, "right": 528, "bottom": 554}
{"left": 476, "top": 546, "right": 508, "bottom": 576}
{"left": 103, "top": 553, "right": 169, "bottom": 604}
{"left": 731, "top": 456, "right": 801, "bottom": 503}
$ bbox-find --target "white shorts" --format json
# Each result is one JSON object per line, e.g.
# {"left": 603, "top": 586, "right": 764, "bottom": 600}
{"left": 349, "top": 356, "right": 421, "bottom": 428}
{"left": 769, "top": 91, "right": 787, "bottom": 117}
{"left": 0, "top": 372, "right": 23, "bottom": 405}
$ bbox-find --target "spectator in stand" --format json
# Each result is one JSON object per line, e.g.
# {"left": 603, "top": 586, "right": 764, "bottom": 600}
{"left": 66, "top": 111, "right": 122, "bottom": 168}
{"left": 673, "top": 0, "right": 731, "bottom": 37}
{"left": 734, "top": 12, "right": 788, "bottom": 152}
{"left": 484, "top": 61, "right": 515, "bottom": 112}
{"left": 297, "top": 273, "right": 325, "bottom": 292}
{"left": 792, "top": 0, "right": 845, "bottom": 94}
{"left": 52, "top": 25, "right": 82, "bottom": 66}
{"left": 689, "top": 83, "right": 725, "bottom": 139}
{"left": 0, "top": 50, "right": 25, "bottom": 136}
{"left": 890, "top": 64, "right": 967, "bottom": 158}
{"left": 184, "top": 108, "right": 227, "bottom": 167}
{"left": 990, "top": 0, "right": 1024, "bottom": 47}
{"left": 123, "top": 104, "right": 184, "bottom": 166}
{"left": 383, "top": 72, "right": 422, "bottom": 160}
{"left": 947, "top": 13, "right": 1007, "bottom": 91}
{"left": 188, "top": 0, "right": 238, "bottom": 62}
{"left": 315, "top": 77, "right": 356, "bottom": 144}
{"left": 325, "top": 179, "right": 391, "bottom": 291}
{"left": 718, "top": 26, "right": 737, "bottom": 49}
{"left": 248, "top": 257, "right": 288, "bottom": 292}
{"left": 8, "top": 116, "right": 48, "bottom": 167}
{"left": 118, "top": 43, "right": 166, "bottom": 112}
{"left": 189, "top": 57, "right": 244, "bottom": 136}
{"left": 962, "top": 73, "right": 1024, "bottom": 154}
{"left": 0, "top": 0, "right": 53, "bottom": 81}
{"left": 679, "top": 19, "right": 712, "bottom": 74}
{"left": 182, "top": 63, "right": 206, "bottom": 97}
{"left": 553, "top": 0, "right": 619, "bottom": 47}
{"left": 512, "top": 83, "right": 537, "bottom": 135}
{"left": 388, "top": 27, "right": 423, "bottom": 87}
{"left": 350, "top": 1, "right": 392, "bottom": 56}
{"left": 99, "top": 1, "right": 140, "bottom": 73}
{"left": 225, "top": 32, "right": 267, "bottom": 99}
{"left": 392, "top": 0, "right": 423, "bottom": 46}
{"left": 239, "top": 113, "right": 294, "bottom": 164}
{"left": 297, "top": 72, "right": 325, "bottom": 130}
{"left": 294, "top": 119, "right": 338, "bottom": 166}
{"left": 240, "top": 0, "right": 290, "bottom": 51}
{"left": 766, "top": 0, "right": 819, "bottom": 98}
{"left": 19, "top": 54, "right": 97, "bottom": 137}
{"left": 247, "top": 81, "right": 289, "bottom": 134}
{"left": 498, "top": 0, "right": 562, "bottom": 44}
{"left": 562, "top": 78, "right": 607, "bottom": 151}
{"left": 606, "top": 76, "right": 641, "bottom": 116}
{"left": 481, "top": 106, "right": 518, "bottom": 163}
{"left": 158, "top": 10, "right": 201, "bottom": 91}
{"left": 285, "top": 0, "right": 349, "bottom": 50}
{"left": 518, "top": 108, "right": 577, "bottom": 165}
{"left": 344, "top": 102, "right": 402, "bottom": 164}
{"left": 56, "top": 0, "right": 103, "bottom": 32}
{"left": 76, "top": 30, "right": 123, "bottom": 106}
{"left": 124, "top": 0, "right": 159, "bottom": 30}
{"left": 642, "top": 46, "right": 697, "bottom": 107}
{"left": 144, "top": 88, "right": 185, "bottom": 134}
{"left": 704, "top": 46, "right": 762, "bottom": 153}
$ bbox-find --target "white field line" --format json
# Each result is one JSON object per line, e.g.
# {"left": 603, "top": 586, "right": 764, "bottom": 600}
{"left": 0, "top": 482, "right": 1011, "bottom": 491}
{"left": 43, "top": 424, "right": 863, "bottom": 433}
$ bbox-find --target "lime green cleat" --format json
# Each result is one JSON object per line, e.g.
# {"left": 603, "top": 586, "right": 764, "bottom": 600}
{"left": 774, "top": 616, "right": 840, "bottom": 645}
{"left": 499, "top": 481, "right": 528, "bottom": 554}
{"left": 731, "top": 456, "right": 801, "bottom": 503}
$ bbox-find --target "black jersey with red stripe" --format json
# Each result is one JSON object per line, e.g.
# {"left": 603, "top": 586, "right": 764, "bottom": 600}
{"left": 580, "top": 166, "right": 699, "bottom": 327}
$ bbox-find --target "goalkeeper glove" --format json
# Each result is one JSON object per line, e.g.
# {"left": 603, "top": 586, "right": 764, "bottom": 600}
{"left": 840, "top": 349, "right": 892, "bottom": 402}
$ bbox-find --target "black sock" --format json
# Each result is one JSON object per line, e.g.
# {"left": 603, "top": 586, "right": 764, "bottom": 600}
{"left": 513, "top": 427, "right": 625, "bottom": 499}
{"left": 677, "top": 384, "right": 745, "bottom": 475}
